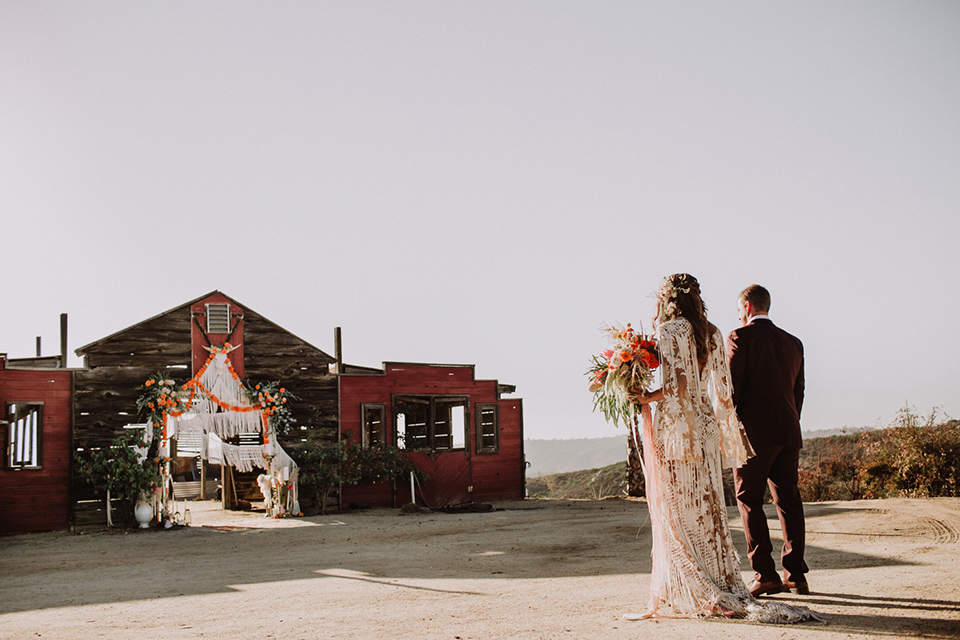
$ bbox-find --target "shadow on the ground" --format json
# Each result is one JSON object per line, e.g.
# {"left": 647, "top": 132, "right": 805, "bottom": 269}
{"left": 0, "top": 499, "right": 949, "bottom": 640}
{"left": 771, "top": 591, "right": 960, "bottom": 639}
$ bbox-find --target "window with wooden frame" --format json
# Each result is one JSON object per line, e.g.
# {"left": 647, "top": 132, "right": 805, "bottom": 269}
{"left": 205, "top": 303, "right": 231, "bottom": 334}
{"left": 476, "top": 403, "right": 499, "bottom": 454}
{"left": 361, "top": 403, "right": 386, "bottom": 450}
{"left": 394, "top": 395, "right": 467, "bottom": 452}
{"left": 5, "top": 402, "right": 42, "bottom": 469}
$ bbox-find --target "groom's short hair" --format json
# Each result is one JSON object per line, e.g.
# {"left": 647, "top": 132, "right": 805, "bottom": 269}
{"left": 739, "top": 284, "right": 771, "bottom": 313}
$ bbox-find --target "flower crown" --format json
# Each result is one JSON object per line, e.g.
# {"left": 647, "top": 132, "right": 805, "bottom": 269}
{"left": 658, "top": 278, "right": 692, "bottom": 299}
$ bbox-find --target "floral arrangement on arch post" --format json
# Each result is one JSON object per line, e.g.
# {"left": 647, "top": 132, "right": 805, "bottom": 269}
{"left": 136, "top": 373, "right": 187, "bottom": 435}
{"left": 587, "top": 323, "right": 660, "bottom": 427}
{"left": 247, "top": 381, "right": 298, "bottom": 437}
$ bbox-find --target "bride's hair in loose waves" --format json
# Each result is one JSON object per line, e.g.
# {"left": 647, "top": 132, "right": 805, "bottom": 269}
{"left": 653, "top": 273, "right": 717, "bottom": 371}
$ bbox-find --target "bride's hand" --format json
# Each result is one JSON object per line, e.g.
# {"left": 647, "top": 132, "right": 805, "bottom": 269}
{"left": 633, "top": 387, "right": 663, "bottom": 404}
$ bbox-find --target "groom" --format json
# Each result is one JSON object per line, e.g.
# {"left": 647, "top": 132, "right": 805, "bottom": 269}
{"left": 726, "top": 284, "right": 808, "bottom": 598}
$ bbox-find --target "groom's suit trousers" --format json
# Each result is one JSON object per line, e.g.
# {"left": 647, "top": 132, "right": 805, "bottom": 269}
{"left": 734, "top": 444, "right": 808, "bottom": 583}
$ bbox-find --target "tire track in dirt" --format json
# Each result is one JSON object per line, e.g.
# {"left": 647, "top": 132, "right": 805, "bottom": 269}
{"left": 919, "top": 516, "right": 960, "bottom": 544}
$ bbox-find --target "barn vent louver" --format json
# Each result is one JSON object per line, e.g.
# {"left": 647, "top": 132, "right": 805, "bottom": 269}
{"left": 205, "top": 303, "right": 231, "bottom": 333}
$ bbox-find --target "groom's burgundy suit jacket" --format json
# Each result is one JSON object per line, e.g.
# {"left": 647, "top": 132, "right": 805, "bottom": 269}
{"left": 726, "top": 318, "right": 804, "bottom": 450}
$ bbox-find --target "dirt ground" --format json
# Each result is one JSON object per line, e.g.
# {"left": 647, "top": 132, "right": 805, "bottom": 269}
{"left": 1, "top": 497, "right": 958, "bottom": 640}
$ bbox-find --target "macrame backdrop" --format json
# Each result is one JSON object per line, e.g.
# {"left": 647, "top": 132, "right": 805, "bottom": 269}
{"left": 154, "top": 348, "right": 298, "bottom": 517}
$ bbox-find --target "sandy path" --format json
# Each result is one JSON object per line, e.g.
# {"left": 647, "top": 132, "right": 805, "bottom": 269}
{"left": 1, "top": 497, "right": 958, "bottom": 640}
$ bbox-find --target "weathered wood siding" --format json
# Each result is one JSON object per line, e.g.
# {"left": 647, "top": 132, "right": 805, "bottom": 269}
{"left": 339, "top": 363, "right": 524, "bottom": 507}
{"left": 75, "top": 308, "right": 192, "bottom": 449}
{"left": 241, "top": 306, "right": 338, "bottom": 444}
{"left": 0, "top": 369, "right": 73, "bottom": 535}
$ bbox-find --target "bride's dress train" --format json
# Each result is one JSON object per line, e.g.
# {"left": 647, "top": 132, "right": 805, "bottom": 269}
{"left": 627, "top": 319, "right": 824, "bottom": 624}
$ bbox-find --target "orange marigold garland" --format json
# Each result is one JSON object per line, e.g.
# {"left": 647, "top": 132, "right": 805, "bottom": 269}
{"left": 137, "top": 355, "right": 297, "bottom": 447}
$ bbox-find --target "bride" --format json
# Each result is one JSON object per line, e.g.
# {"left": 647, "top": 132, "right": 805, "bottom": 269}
{"left": 628, "top": 274, "right": 822, "bottom": 624}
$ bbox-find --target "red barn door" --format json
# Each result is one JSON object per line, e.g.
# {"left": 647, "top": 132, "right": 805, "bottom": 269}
{"left": 405, "top": 450, "right": 472, "bottom": 508}
{"left": 395, "top": 395, "right": 472, "bottom": 508}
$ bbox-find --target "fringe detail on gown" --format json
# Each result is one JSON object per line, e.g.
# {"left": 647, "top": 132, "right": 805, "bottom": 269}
{"left": 628, "top": 320, "right": 824, "bottom": 625}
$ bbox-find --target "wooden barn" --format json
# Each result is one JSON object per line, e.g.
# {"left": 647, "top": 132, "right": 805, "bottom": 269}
{"left": 72, "top": 291, "right": 338, "bottom": 521}
{"left": 338, "top": 362, "right": 525, "bottom": 508}
{"left": 0, "top": 348, "right": 73, "bottom": 535}
{"left": 7, "top": 291, "right": 524, "bottom": 531}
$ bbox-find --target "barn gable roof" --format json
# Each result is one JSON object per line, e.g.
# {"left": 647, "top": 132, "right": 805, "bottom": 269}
{"left": 75, "top": 290, "right": 332, "bottom": 359}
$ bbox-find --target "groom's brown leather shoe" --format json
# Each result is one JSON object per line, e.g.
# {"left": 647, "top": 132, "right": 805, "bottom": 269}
{"left": 782, "top": 578, "right": 810, "bottom": 595}
{"left": 748, "top": 579, "right": 786, "bottom": 598}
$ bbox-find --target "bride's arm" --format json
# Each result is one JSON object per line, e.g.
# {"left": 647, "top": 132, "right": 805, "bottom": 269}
{"left": 633, "top": 387, "right": 663, "bottom": 404}
{"left": 633, "top": 365, "right": 687, "bottom": 405}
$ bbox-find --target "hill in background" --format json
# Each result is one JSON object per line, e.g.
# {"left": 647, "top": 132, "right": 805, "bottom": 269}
{"left": 524, "top": 427, "right": 871, "bottom": 478}
{"left": 524, "top": 435, "right": 627, "bottom": 477}
{"left": 526, "top": 415, "right": 959, "bottom": 502}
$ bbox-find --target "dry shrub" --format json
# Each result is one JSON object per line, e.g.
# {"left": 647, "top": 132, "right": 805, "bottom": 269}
{"left": 799, "top": 408, "right": 960, "bottom": 502}
{"left": 858, "top": 409, "right": 960, "bottom": 499}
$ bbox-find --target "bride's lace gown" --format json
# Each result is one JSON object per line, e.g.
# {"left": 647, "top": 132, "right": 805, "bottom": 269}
{"left": 636, "top": 318, "right": 822, "bottom": 624}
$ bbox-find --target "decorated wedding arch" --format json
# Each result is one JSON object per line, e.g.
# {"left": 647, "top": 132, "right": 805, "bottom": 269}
{"left": 138, "top": 343, "right": 299, "bottom": 519}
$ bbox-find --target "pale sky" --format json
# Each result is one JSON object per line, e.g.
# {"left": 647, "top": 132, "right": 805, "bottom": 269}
{"left": 2, "top": 2, "right": 958, "bottom": 440}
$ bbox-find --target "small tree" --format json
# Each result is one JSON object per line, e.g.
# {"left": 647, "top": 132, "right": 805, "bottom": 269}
{"left": 626, "top": 418, "right": 645, "bottom": 497}
{"left": 75, "top": 429, "right": 160, "bottom": 527}
{"left": 291, "top": 432, "right": 427, "bottom": 514}
{"left": 292, "top": 434, "right": 362, "bottom": 514}
{"left": 356, "top": 445, "right": 424, "bottom": 485}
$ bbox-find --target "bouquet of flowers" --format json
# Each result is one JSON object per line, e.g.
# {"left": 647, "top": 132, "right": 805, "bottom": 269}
{"left": 587, "top": 323, "right": 660, "bottom": 427}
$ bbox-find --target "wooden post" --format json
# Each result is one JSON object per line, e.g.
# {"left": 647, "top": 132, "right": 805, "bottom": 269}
{"left": 222, "top": 465, "right": 232, "bottom": 509}
{"left": 60, "top": 313, "right": 68, "bottom": 368}
{"left": 334, "top": 327, "right": 342, "bottom": 374}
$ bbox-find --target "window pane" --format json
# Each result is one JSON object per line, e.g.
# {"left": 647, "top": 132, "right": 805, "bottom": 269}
{"left": 7, "top": 403, "right": 41, "bottom": 468}
{"left": 362, "top": 404, "right": 385, "bottom": 449}
{"left": 395, "top": 396, "right": 467, "bottom": 451}
{"left": 451, "top": 403, "right": 465, "bottom": 449}
{"left": 433, "top": 403, "right": 452, "bottom": 450}
{"left": 435, "top": 399, "right": 467, "bottom": 451}
{"left": 477, "top": 404, "right": 498, "bottom": 453}
{"left": 396, "top": 398, "right": 429, "bottom": 450}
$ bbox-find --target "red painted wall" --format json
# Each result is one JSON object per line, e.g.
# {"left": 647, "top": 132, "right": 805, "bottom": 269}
{"left": 339, "top": 363, "right": 524, "bottom": 507}
{"left": 190, "top": 292, "right": 244, "bottom": 377}
{"left": 472, "top": 397, "right": 524, "bottom": 501}
{"left": 0, "top": 368, "right": 73, "bottom": 535}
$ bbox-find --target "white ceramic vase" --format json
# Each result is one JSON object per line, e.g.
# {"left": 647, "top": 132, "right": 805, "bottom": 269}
{"left": 134, "top": 497, "right": 154, "bottom": 529}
